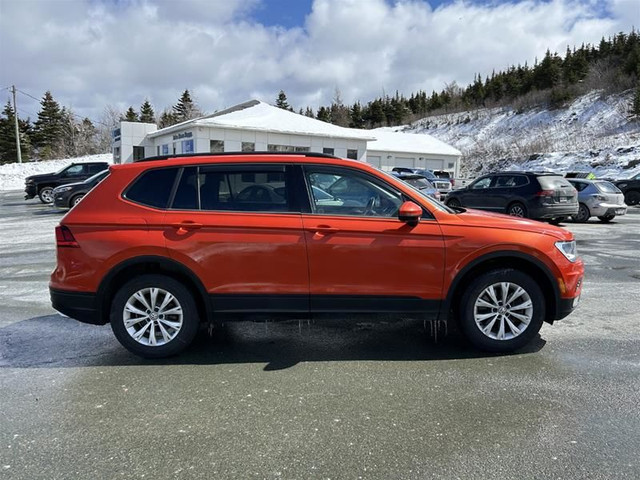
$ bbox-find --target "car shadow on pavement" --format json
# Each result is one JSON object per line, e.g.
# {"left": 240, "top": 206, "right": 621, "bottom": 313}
{"left": 0, "top": 314, "right": 545, "bottom": 371}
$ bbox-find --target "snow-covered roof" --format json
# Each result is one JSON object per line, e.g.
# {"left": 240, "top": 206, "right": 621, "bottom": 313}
{"left": 149, "top": 100, "right": 375, "bottom": 141}
{"left": 368, "top": 128, "right": 461, "bottom": 157}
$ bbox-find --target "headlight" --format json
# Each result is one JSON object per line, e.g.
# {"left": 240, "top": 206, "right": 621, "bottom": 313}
{"left": 54, "top": 186, "right": 73, "bottom": 194}
{"left": 555, "top": 240, "right": 578, "bottom": 262}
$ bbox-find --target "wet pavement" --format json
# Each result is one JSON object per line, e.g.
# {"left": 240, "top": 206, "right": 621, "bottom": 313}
{"left": 1, "top": 190, "right": 639, "bottom": 479}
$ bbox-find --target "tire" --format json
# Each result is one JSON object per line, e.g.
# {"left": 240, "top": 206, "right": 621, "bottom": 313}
{"left": 624, "top": 190, "right": 640, "bottom": 206}
{"left": 446, "top": 198, "right": 461, "bottom": 208}
{"left": 549, "top": 217, "right": 565, "bottom": 225}
{"left": 110, "top": 274, "right": 200, "bottom": 358}
{"left": 572, "top": 203, "right": 590, "bottom": 223}
{"left": 597, "top": 214, "right": 615, "bottom": 223}
{"left": 38, "top": 186, "right": 54, "bottom": 204}
{"left": 459, "top": 269, "right": 545, "bottom": 352}
{"left": 507, "top": 202, "right": 527, "bottom": 218}
{"left": 70, "top": 194, "right": 84, "bottom": 207}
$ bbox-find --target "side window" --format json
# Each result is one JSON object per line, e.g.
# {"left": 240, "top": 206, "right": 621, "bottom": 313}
{"left": 125, "top": 168, "right": 179, "bottom": 208}
{"left": 199, "top": 167, "right": 293, "bottom": 213}
{"left": 171, "top": 167, "right": 199, "bottom": 210}
{"left": 471, "top": 176, "right": 493, "bottom": 189}
{"left": 65, "top": 165, "right": 84, "bottom": 177}
{"left": 306, "top": 168, "right": 403, "bottom": 217}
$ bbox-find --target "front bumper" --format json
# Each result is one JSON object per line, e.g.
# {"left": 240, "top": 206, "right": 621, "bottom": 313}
{"left": 24, "top": 184, "right": 36, "bottom": 199}
{"left": 50, "top": 288, "right": 105, "bottom": 325}
{"left": 53, "top": 193, "right": 70, "bottom": 208}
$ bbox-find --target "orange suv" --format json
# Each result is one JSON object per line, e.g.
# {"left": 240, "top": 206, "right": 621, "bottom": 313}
{"left": 50, "top": 153, "right": 583, "bottom": 358}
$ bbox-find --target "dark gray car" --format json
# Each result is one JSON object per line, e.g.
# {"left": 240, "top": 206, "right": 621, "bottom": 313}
{"left": 567, "top": 179, "right": 627, "bottom": 223}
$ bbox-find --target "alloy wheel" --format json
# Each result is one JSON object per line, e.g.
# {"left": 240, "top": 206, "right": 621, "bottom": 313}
{"left": 473, "top": 282, "right": 533, "bottom": 340}
{"left": 123, "top": 287, "right": 184, "bottom": 346}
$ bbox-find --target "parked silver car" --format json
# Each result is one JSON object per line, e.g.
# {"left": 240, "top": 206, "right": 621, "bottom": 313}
{"left": 567, "top": 179, "right": 627, "bottom": 222}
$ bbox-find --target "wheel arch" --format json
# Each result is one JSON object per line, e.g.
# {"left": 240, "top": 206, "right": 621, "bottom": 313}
{"left": 443, "top": 251, "right": 560, "bottom": 325}
{"left": 96, "top": 256, "right": 212, "bottom": 326}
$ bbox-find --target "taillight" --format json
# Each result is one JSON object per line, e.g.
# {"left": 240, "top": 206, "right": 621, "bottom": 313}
{"left": 450, "top": 178, "right": 455, "bottom": 186}
{"left": 536, "top": 190, "right": 555, "bottom": 197}
{"left": 55, "top": 225, "right": 79, "bottom": 248}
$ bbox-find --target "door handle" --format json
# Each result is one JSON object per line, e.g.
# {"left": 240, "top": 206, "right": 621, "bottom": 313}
{"left": 312, "top": 225, "right": 339, "bottom": 234}
{"left": 171, "top": 222, "right": 203, "bottom": 232}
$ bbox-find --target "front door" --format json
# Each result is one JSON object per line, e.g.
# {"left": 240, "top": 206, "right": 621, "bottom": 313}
{"left": 301, "top": 165, "right": 445, "bottom": 313}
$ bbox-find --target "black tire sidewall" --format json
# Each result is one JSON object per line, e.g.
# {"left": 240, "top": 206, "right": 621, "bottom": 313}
{"left": 575, "top": 203, "right": 590, "bottom": 223}
{"left": 70, "top": 194, "right": 84, "bottom": 207}
{"left": 110, "top": 274, "right": 200, "bottom": 358}
{"left": 39, "top": 186, "right": 53, "bottom": 203}
{"left": 447, "top": 198, "right": 461, "bottom": 208}
{"left": 459, "top": 269, "right": 545, "bottom": 352}
{"left": 507, "top": 202, "right": 527, "bottom": 218}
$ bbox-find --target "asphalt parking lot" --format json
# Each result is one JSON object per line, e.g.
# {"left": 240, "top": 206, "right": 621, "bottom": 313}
{"left": 1, "top": 189, "right": 639, "bottom": 479}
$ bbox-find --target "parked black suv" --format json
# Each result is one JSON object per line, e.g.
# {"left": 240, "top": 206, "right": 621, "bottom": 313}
{"left": 25, "top": 162, "right": 109, "bottom": 203}
{"left": 614, "top": 172, "right": 640, "bottom": 205}
{"left": 53, "top": 169, "right": 109, "bottom": 209}
{"left": 445, "top": 172, "right": 578, "bottom": 222}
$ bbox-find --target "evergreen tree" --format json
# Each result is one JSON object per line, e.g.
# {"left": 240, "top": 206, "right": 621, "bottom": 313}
{"left": 173, "top": 89, "right": 202, "bottom": 122}
{"left": 276, "top": 90, "right": 292, "bottom": 111}
{"left": 304, "top": 106, "right": 314, "bottom": 118}
{"left": 349, "top": 102, "right": 365, "bottom": 128}
{"left": 33, "top": 91, "right": 64, "bottom": 159}
{"left": 123, "top": 106, "right": 139, "bottom": 122}
{"left": 0, "top": 101, "right": 32, "bottom": 163}
{"left": 158, "top": 109, "right": 178, "bottom": 128}
{"left": 139, "top": 100, "right": 156, "bottom": 123}
{"left": 316, "top": 106, "right": 331, "bottom": 122}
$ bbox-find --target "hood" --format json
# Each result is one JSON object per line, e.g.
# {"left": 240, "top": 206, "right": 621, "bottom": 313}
{"left": 25, "top": 172, "right": 57, "bottom": 182}
{"left": 449, "top": 208, "right": 572, "bottom": 240}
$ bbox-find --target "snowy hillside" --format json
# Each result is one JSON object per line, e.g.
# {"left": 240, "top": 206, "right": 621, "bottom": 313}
{"left": 0, "top": 154, "right": 112, "bottom": 191}
{"left": 405, "top": 90, "right": 640, "bottom": 179}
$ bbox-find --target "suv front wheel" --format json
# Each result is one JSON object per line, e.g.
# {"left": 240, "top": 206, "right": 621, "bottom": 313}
{"left": 459, "top": 269, "right": 545, "bottom": 352}
{"left": 110, "top": 274, "right": 200, "bottom": 358}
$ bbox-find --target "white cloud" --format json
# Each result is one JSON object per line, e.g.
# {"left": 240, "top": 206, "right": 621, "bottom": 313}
{"left": 0, "top": 0, "right": 636, "bottom": 123}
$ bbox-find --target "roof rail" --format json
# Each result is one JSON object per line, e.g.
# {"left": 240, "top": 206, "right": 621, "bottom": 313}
{"left": 135, "top": 151, "right": 341, "bottom": 163}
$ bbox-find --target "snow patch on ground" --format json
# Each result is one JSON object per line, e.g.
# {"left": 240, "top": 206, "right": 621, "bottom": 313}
{"left": 0, "top": 153, "right": 112, "bottom": 191}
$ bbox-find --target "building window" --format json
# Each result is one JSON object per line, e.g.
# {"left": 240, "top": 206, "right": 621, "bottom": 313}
{"left": 210, "top": 140, "right": 224, "bottom": 153}
{"left": 242, "top": 142, "right": 255, "bottom": 152}
{"left": 162, "top": 144, "right": 169, "bottom": 155}
{"left": 182, "top": 139, "right": 194, "bottom": 154}
{"left": 347, "top": 149, "right": 358, "bottom": 160}
{"left": 133, "top": 146, "right": 145, "bottom": 162}
{"left": 113, "top": 147, "right": 121, "bottom": 164}
{"left": 267, "top": 144, "right": 310, "bottom": 152}
{"left": 323, "top": 147, "right": 335, "bottom": 155}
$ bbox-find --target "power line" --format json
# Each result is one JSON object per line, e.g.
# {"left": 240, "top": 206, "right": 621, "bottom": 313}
{"left": 14, "top": 87, "right": 112, "bottom": 128}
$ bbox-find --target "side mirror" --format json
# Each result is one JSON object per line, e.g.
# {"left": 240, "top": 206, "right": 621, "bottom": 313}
{"left": 398, "top": 201, "right": 422, "bottom": 226}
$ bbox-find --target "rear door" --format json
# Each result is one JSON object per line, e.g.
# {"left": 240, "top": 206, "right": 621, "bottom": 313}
{"left": 538, "top": 175, "right": 577, "bottom": 205}
{"left": 163, "top": 164, "right": 309, "bottom": 313}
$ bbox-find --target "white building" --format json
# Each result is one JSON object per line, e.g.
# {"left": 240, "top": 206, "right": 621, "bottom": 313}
{"left": 112, "top": 100, "right": 461, "bottom": 176}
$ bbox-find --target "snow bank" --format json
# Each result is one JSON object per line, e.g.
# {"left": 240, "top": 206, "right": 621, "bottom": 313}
{"left": 0, "top": 154, "right": 112, "bottom": 191}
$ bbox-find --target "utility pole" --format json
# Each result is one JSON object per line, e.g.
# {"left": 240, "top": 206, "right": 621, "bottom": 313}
{"left": 11, "top": 85, "right": 22, "bottom": 163}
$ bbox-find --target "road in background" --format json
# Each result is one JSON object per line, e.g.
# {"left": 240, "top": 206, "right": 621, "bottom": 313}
{"left": 1, "top": 190, "right": 639, "bottom": 479}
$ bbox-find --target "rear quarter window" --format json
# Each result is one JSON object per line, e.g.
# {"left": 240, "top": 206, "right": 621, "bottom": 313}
{"left": 538, "top": 176, "right": 572, "bottom": 189}
{"left": 125, "top": 168, "right": 178, "bottom": 208}
{"left": 595, "top": 181, "right": 621, "bottom": 193}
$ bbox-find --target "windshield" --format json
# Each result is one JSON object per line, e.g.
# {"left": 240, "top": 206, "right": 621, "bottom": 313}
{"left": 595, "top": 181, "right": 621, "bottom": 193}
{"left": 404, "top": 177, "right": 434, "bottom": 190}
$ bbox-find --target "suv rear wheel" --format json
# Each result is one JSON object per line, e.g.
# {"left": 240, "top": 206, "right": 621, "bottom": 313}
{"left": 459, "top": 269, "right": 545, "bottom": 352}
{"left": 110, "top": 274, "right": 200, "bottom": 358}
{"left": 507, "top": 202, "right": 527, "bottom": 218}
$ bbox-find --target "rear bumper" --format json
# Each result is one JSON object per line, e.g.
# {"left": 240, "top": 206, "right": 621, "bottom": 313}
{"left": 50, "top": 288, "right": 105, "bottom": 325}
{"left": 530, "top": 203, "right": 578, "bottom": 219}
{"left": 589, "top": 203, "right": 627, "bottom": 217}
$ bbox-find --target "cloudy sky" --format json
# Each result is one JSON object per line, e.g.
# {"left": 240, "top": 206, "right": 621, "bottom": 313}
{"left": 0, "top": 0, "right": 637, "bottom": 125}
